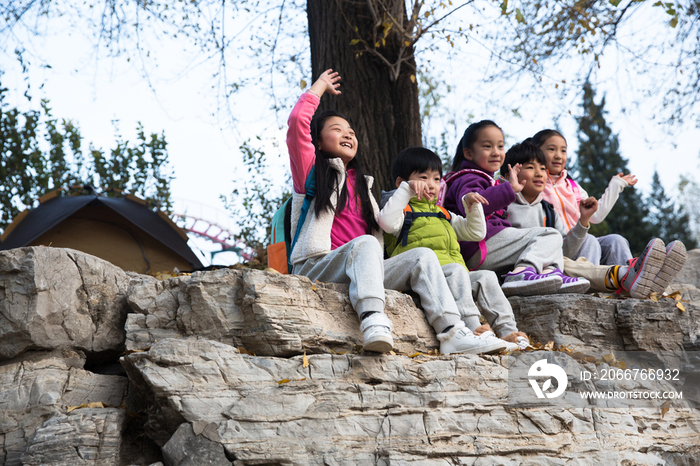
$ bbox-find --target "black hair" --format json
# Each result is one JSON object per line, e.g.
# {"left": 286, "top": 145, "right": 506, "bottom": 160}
{"left": 391, "top": 147, "right": 443, "bottom": 184}
{"left": 451, "top": 120, "right": 503, "bottom": 172}
{"left": 532, "top": 129, "right": 566, "bottom": 148}
{"left": 309, "top": 110, "right": 380, "bottom": 233}
{"left": 500, "top": 138, "right": 547, "bottom": 176}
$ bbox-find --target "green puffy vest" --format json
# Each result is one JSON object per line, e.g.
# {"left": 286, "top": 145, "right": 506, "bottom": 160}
{"left": 384, "top": 197, "right": 467, "bottom": 268}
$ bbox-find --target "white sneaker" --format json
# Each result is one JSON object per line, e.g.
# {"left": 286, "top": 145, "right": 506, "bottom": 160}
{"left": 360, "top": 313, "right": 394, "bottom": 353}
{"left": 437, "top": 323, "right": 507, "bottom": 355}
{"left": 516, "top": 335, "right": 530, "bottom": 350}
{"left": 479, "top": 330, "right": 517, "bottom": 352}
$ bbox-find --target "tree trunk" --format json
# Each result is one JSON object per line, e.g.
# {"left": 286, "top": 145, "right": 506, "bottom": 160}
{"left": 306, "top": 0, "right": 422, "bottom": 195}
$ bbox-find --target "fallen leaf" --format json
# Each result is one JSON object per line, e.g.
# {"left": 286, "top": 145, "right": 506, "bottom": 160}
{"left": 544, "top": 341, "right": 554, "bottom": 351}
{"left": 302, "top": 351, "right": 309, "bottom": 368}
{"left": 300, "top": 79, "right": 307, "bottom": 89}
{"left": 676, "top": 302, "right": 686, "bottom": 312}
{"left": 616, "top": 361, "right": 627, "bottom": 369}
{"left": 67, "top": 404, "right": 86, "bottom": 413}
{"left": 277, "top": 379, "right": 291, "bottom": 385}
{"left": 389, "top": 351, "right": 396, "bottom": 355}
{"left": 602, "top": 354, "right": 616, "bottom": 364}
{"left": 649, "top": 292, "right": 660, "bottom": 302}
{"left": 409, "top": 352, "right": 423, "bottom": 358}
{"left": 667, "top": 291, "right": 682, "bottom": 300}
{"left": 311, "top": 284, "right": 318, "bottom": 291}
{"left": 661, "top": 400, "right": 671, "bottom": 418}
{"left": 67, "top": 402, "right": 105, "bottom": 413}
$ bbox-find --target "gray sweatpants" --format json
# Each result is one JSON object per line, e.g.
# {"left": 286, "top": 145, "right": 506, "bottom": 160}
{"left": 573, "top": 233, "right": 632, "bottom": 266}
{"left": 452, "top": 267, "right": 519, "bottom": 337}
{"left": 292, "top": 235, "right": 462, "bottom": 333}
{"left": 466, "top": 226, "right": 564, "bottom": 274}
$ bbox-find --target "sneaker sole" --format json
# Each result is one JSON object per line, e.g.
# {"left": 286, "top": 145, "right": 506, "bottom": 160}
{"left": 629, "top": 240, "right": 666, "bottom": 298}
{"left": 558, "top": 280, "right": 590, "bottom": 294}
{"left": 445, "top": 341, "right": 508, "bottom": 355}
{"left": 651, "top": 241, "right": 687, "bottom": 294}
{"left": 501, "top": 276, "right": 562, "bottom": 297}
{"left": 363, "top": 337, "right": 393, "bottom": 353}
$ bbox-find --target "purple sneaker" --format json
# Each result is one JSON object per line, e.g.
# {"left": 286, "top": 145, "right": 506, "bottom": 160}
{"left": 546, "top": 268, "right": 590, "bottom": 294}
{"left": 650, "top": 240, "right": 687, "bottom": 295}
{"left": 501, "top": 267, "right": 562, "bottom": 297}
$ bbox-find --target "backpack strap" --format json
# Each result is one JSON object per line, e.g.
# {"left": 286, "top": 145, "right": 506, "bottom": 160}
{"left": 288, "top": 166, "right": 316, "bottom": 265}
{"left": 568, "top": 177, "right": 582, "bottom": 203}
{"left": 396, "top": 204, "right": 450, "bottom": 247}
{"left": 541, "top": 200, "right": 556, "bottom": 229}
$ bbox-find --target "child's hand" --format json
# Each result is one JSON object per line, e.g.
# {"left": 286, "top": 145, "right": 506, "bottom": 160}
{"left": 616, "top": 172, "right": 638, "bottom": 187}
{"left": 462, "top": 192, "right": 489, "bottom": 212}
{"left": 309, "top": 69, "right": 342, "bottom": 97}
{"left": 506, "top": 163, "right": 525, "bottom": 193}
{"left": 407, "top": 180, "right": 431, "bottom": 201}
{"left": 578, "top": 196, "right": 598, "bottom": 226}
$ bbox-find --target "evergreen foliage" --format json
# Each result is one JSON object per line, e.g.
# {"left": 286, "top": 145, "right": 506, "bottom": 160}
{"left": 0, "top": 84, "right": 173, "bottom": 234}
{"left": 572, "top": 82, "right": 651, "bottom": 255}
{"left": 647, "top": 170, "right": 697, "bottom": 249}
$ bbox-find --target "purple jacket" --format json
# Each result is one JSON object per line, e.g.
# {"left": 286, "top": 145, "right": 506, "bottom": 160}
{"left": 442, "top": 160, "right": 515, "bottom": 265}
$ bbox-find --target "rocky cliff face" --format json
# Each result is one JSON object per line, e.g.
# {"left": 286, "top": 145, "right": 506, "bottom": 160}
{"left": 1, "top": 247, "right": 699, "bottom": 465}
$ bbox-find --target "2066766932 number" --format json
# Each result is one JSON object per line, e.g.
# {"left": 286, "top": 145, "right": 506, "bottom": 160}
{"left": 599, "top": 368, "right": 680, "bottom": 381}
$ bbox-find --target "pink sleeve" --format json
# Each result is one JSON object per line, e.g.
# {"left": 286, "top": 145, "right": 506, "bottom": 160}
{"left": 286, "top": 92, "right": 320, "bottom": 194}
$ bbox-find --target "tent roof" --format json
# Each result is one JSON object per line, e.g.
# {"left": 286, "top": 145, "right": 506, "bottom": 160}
{"left": 0, "top": 192, "right": 203, "bottom": 270}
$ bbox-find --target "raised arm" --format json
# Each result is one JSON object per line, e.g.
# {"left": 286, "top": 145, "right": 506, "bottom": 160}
{"left": 448, "top": 174, "right": 515, "bottom": 217}
{"left": 378, "top": 182, "right": 414, "bottom": 236}
{"left": 451, "top": 202, "right": 487, "bottom": 242}
{"left": 286, "top": 69, "right": 343, "bottom": 194}
{"left": 589, "top": 175, "right": 629, "bottom": 224}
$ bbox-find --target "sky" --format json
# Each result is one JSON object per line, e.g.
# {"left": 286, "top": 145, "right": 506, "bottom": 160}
{"left": 1, "top": 2, "right": 698, "bottom": 265}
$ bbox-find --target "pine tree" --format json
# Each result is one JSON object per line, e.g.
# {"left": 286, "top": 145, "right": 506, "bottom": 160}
{"left": 572, "top": 82, "right": 651, "bottom": 255}
{"left": 647, "top": 170, "right": 697, "bottom": 248}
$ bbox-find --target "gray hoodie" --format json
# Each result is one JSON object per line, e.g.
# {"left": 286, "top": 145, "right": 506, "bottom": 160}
{"left": 507, "top": 192, "right": 589, "bottom": 259}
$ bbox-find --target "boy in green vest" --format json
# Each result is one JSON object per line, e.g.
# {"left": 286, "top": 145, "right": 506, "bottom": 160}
{"left": 378, "top": 147, "right": 530, "bottom": 353}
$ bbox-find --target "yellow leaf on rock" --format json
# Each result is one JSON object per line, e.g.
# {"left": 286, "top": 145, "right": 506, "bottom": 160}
{"left": 277, "top": 379, "right": 290, "bottom": 385}
{"left": 410, "top": 75, "right": 416, "bottom": 83}
{"left": 667, "top": 291, "right": 682, "bottom": 300}
{"left": 303, "top": 352, "right": 309, "bottom": 368}
{"left": 649, "top": 292, "right": 660, "bottom": 302}
{"left": 300, "top": 79, "right": 307, "bottom": 89}
{"left": 602, "top": 354, "right": 616, "bottom": 364}
{"left": 409, "top": 352, "right": 423, "bottom": 358}
{"left": 67, "top": 404, "right": 86, "bottom": 413}
{"left": 676, "top": 302, "right": 686, "bottom": 312}
{"left": 544, "top": 341, "right": 554, "bottom": 351}
{"left": 661, "top": 400, "right": 671, "bottom": 418}
{"left": 311, "top": 285, "right": 318, "bottom": 291}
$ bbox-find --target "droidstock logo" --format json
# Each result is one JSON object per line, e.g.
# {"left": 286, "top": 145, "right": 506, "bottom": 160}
{"left": 528, "top": 359, "right": 568, "bottom": 399}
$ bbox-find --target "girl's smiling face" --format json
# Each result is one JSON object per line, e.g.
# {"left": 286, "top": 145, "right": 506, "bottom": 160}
{"left": 464, "top": 125, "right": 505, "bottom": 173}
{"left": 318, "top": 116, "right": 357, "bottom": 166}
{"left": 540, "top": 135, "right": 568, "bottom": 176}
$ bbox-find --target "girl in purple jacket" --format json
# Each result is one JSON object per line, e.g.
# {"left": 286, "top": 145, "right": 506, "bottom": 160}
{"left": 441, "top": 120, "right": 589, "bottom": 296}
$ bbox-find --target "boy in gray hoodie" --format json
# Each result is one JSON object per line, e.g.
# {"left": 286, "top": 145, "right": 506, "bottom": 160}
{"left": 501, "top": 139, "right": 682, "bottom": 298}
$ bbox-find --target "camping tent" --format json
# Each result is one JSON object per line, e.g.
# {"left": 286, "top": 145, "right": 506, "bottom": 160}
{"left": 0, "top": 190, "right": 203, "bottom": 274}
